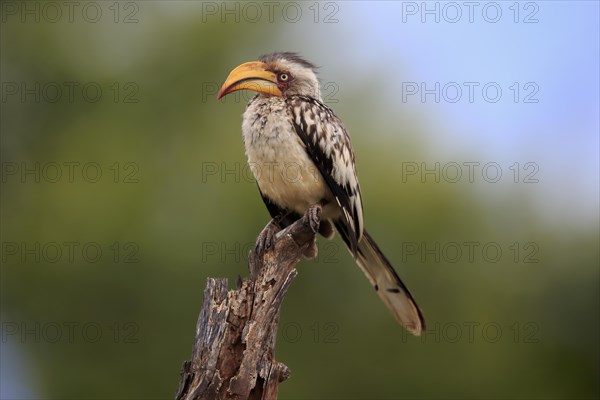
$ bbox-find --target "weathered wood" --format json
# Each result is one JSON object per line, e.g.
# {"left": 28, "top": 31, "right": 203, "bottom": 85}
{"left": 176, "top": 206, "right": 321, "bottom": 400}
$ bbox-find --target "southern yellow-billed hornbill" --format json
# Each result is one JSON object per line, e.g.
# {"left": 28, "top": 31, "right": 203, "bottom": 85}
{"left": 217, "top": 52, "right": 425, "bottom": 335}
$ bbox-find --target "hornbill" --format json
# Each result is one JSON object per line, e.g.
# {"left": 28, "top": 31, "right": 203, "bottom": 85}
{"left": 217, "top": 52, "right": 425, "bottom": 335}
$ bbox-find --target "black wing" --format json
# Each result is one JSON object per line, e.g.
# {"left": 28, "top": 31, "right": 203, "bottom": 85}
{"left": 288, "top": 95, "right": 364, "bottom": 255}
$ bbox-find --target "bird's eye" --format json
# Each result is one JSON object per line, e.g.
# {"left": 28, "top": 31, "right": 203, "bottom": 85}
{"left": 278, "top": 73, "right": 289, "bottom": 82}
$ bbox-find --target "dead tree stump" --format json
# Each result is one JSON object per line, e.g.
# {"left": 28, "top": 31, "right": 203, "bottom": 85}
{"left": 175, "top": 206, "right": 321, "bottom": 400}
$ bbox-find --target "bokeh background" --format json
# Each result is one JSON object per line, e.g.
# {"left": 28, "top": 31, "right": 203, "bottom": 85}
{"left": 1, "top": 1, "right": 598, "bottom": 399}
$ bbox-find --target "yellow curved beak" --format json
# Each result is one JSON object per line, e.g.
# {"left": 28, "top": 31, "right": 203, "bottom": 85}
{"left": 217, "top": 61, "right": 282, "bottom": 100}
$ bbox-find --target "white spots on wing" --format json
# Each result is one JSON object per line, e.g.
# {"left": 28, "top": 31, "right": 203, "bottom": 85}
{"left": 305, "top": 114, "right": 315, "bottom": 130}
{"left": 290, "top": 96, "right": 364, "bottom": 239}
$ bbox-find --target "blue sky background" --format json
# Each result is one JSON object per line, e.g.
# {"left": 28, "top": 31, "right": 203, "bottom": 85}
{"left": 277, "top": 1, "right": 599, "bottom": 229}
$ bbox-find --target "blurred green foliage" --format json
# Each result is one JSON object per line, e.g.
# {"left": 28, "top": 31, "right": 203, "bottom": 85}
{"left": 1, "top": 2, "right": 598, "bottom": 399}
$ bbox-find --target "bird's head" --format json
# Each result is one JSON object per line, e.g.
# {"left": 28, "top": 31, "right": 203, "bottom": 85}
{"left": 217, "top": 52, "right": 321, "bottom": 101}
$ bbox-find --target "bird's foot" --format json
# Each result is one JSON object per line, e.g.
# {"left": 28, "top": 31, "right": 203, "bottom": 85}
{"left": 302, "top": 237, "right": 318, "bottom": 259}
{"left": 303, "top": 204, "right": 322, "bottom": 234}
{"left": 300, "top": 204, "right": 321, "bottom": 259}
{"left": 255, "top": 217, "right": 282, "bottom": 255}
{"left": 318, "top": 220, "right": 335, "bottom": 239}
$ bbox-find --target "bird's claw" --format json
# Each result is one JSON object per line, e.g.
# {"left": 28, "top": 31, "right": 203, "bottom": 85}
{"left": 255, "top": 218, "right": 281, "bottom": 255}
{"left": 303, "top": 204, "right": 322, "bottom": 234}
{"left": 300, "top": 204, "right": 321, "bottom": 259}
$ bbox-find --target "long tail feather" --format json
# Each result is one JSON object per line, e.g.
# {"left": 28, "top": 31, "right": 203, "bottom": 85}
{"left": 335, "top": 222, "right": 425, "bottom": 335}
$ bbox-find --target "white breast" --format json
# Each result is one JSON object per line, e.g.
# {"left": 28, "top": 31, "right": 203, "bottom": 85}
{"left": 242, "top": 97, "right": 333, "bottom": 215}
